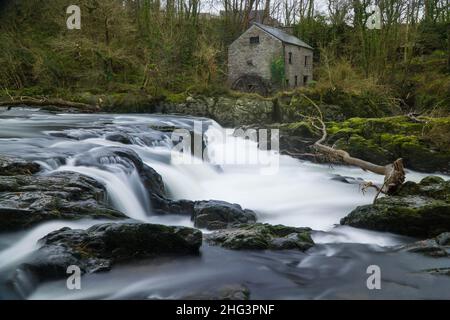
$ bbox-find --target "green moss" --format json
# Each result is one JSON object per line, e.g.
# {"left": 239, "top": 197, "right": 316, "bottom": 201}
{"left": 342, "top": 175, "right": 450, "bottom": 238}
{"left": 277, "top": 121, "right": 318, "bottom": 138}
{"left": 164, "top": 91, "right": 188, "bottom": 103}
{"left": 207, "top": 223, "right": 314, "bottom": 251}
{"left": 321, "top": 116, "right": 450, "bottom": 172}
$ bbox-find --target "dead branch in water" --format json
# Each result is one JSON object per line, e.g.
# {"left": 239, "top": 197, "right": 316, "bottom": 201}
{"left": 300, "top": 94, "right": 405, "bottom": 202}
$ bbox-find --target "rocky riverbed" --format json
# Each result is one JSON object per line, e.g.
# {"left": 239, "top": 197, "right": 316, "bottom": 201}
{"left": 0, "top": 108, "right": 449, "bottom": 300}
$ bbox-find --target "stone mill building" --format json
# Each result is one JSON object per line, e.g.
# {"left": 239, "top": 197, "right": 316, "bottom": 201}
{"left": 228, "top": 23, "right": 313, "bottom": 95}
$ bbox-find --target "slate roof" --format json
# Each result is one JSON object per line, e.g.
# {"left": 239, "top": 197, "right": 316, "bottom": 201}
{"left": 253, "top": 22, "right": 313, "bottom": 50}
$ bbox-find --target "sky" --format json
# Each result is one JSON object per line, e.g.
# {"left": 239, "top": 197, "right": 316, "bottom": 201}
{"left": 199, "top": 0, "right": 330, "bottom": 15}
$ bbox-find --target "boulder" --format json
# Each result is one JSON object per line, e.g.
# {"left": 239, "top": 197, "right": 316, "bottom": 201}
{"left": 0, "top": 155, "right": 40, "bottom": 176}
{"left": 400, "top": 232, "right": 450, "bottom": 257}
{"left": 206, "top": 223, "right": 314, "bottom": 251}
{"left": 19, "top": 222, "right": 202, "bottom": 281}
{"left": 151, "top": 197, "right": 258, "bottom": 231}
{"left": 0, "top": 172, "right": 125, "bottom": 232}
{"left": 192, "top": 201, "right": 257, "bottom": 230}
{"left": 151, "top": 194, "right": 195, "bottom": 215}
{"left": 341, "top": 176, "right": 450, "bottom": 238}
{"left": 105, "top": 132, "right": 133, "bottom": 145}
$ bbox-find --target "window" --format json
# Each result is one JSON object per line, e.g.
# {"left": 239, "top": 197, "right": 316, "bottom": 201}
{"left": 304, "top": 56, "right": 309, "bottom": 67}
{"left": 250, "top": 36, "right": 259, "bottom": 44}
{"left": 303, "top": 76, "right": 308, "bottom": 85}
{"left": 285, "top": 79, "right": 289, "bottom": 87}
{"left": 288, "top": 52, "right": 292, "bottom": 64}
{"left": 295, "top": 75, "right": 298, "bottom": 86}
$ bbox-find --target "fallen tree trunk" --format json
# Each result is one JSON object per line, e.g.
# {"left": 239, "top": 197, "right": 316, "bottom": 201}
{"left": 301, "top": 94, "right": 406, "bottom": 201}
{"left": 0, "top": 97, "right": 98, "bottom": 111}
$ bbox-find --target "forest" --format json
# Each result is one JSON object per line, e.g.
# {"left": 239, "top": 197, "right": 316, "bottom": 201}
{"left": 0, "top": 0, "right": 448, "bottom": 116}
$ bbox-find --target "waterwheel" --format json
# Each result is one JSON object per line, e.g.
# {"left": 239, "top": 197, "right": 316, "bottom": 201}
{"left": 232, "top": 75, "right": 270, "bottom": 96}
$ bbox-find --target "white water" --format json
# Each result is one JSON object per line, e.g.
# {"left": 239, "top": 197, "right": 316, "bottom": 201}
{"left": 141, "top": 128, "right": 438, "bottom": 236}
{"left": 53, "top": 164, "right": 150, "bottom": 221}
{"left": 39, "top": 115, "right": 446, "bottom": 240}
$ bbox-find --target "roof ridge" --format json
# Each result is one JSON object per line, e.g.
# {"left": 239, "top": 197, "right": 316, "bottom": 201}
{"left": 252, "top": 22, "right": 313, "bottom": 49}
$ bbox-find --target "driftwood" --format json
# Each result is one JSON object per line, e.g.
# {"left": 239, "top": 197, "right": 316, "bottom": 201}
{"left": 0, "top": 96, "right": 98, "bottom": 111}
{"left": 407, "top": 112, "right": 427, "bottom": 123}
{"left": 300, "top": 94, "right": 406, "bottom": 202}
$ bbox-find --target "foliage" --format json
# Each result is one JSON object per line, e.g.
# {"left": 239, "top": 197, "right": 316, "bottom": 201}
{"left": 0, "top": 0, "right": 448, "bottom": 116}
{"left": 270, "top": 57, "right": 285, "bottom": 87}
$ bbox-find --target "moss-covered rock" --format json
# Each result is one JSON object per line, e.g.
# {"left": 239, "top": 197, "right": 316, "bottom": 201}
{"left": 341, "top": 176, "right": 450, "bottom": 238}
{"left": 206, "top": 223, "right": 314, "bottom": 251}
{"left": 150, "top": 94, "right": 274, "bottom": 127}
{"left": 15, "top": 222, "right": 202, "bottom": 283}
{"left": 327, "top": 116, "right": 450, "bottom": 172}
{"left": 275, "top": 116, "right": 450, "bottom": 172}
{"left": 192, "top": 200, "right": 257, "bottom": 230}
{"left": 278, "top": 87, "right": 399, "bottom": 122}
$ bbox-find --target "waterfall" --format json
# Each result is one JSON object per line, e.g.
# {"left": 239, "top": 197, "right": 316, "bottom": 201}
{"left": 53, "top": 162, "right": 150, "bottom": 222}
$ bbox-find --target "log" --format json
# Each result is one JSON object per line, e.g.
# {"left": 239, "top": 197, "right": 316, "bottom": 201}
{"left": 300, "top": 94, "right": 406, "bottom": 200}
{"left": 0, "top": 97, "right": 98, "bottom": 111}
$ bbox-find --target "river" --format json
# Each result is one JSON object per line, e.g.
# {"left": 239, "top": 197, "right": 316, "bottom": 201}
{"left": 0, "top": 108, "right": 449, "bottom": 299}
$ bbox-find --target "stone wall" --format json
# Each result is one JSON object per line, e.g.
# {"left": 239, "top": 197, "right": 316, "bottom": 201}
{"left": 228, "top": 25, "right": 283, "bottom": 86}
{"left": 228, "top": 25, "right": 313, "bottom": 89}
{"left": 157, "top": 96, "right": 275, "bottom": 127}
{"left": 284, "top": 44, "right": 313, "bottom": 88}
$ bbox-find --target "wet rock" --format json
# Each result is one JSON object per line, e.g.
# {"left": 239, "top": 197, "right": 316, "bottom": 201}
{"left": 436, "top": 232, "right": 450, "bottom": 246}
{"left": 0, "top": 172, "right": 125, "bottom": 232}
{"left": 211, "top": 97, "right": 274, "bottom": 127}
{"left": 341, "top": 176, "right": 450, "bottom": 238}
{"left": 181, "top": 284, "right": 250, "bottom": 300}
{"left": 105, "top": 132, "right": 133, "bottom": 145}
{"left": 47, "top": 130, "right": 101, "bottom": 140}
{"left": 192, "top": 200, "right": 257, "bottom": 230}
{"left": 151, "top": 196, "right": 258, "bottom": 231}
{"left": 399, "top": 232, "right": 450, "bottom": 257}
{"left": 424, "top": 268, "right": 450, "bottom": 276}
{"left": 330, "top": 174, "right": 364, "bottom": 184}
{"left": 110, "top": 148, "right": 166, "bottom": 197}
{"left": 17, "top": 222, "right": 202, "bottom": 282}
{"left": 401, "top": 239, "right": 448, "bottom": 257}
{"left": 206, "top": 223, "right": 314, "bottom": 251}
{"left": 74, "top": 147, "right": 166, "bottom": 197}
{"left": 151, "top": 194, "right": 195, "bottom": 215}
{"left": 0, "top": 155, "right": 40, "bottom": 176}
{"left": 395, "top": 176, "right": 450, "bottom": 201}
{"left": 158, "top": 96, "right": 274, "bottom": 127}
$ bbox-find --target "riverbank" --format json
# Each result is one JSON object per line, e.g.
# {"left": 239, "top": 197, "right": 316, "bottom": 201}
{"left": 3, "top": 89, "right": 448, "bottom": 174}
